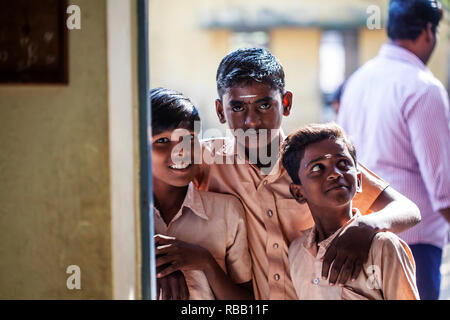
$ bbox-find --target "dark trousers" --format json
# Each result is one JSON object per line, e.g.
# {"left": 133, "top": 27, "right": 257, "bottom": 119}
{"left": 410, "top": 243, "right": 443, "bottom": 300}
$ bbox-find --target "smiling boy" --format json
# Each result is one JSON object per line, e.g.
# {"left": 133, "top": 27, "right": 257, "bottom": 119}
{"left": 150, "top": 87, "right": 253, "bottom": 300}
{"left": 194, "top": 47, "right": 421, "bottom": 300}
{"left": 282, "top": 123, "right": 419, "bottom": 299}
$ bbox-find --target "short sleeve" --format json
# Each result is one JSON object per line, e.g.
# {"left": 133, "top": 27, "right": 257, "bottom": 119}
{"left": 224, "top": 196, "right": 253, "bottom": 284}
{"left": 371, "top": 232, "right": 420, "bottom": 300}
{"left": 353, "top": 163, "right": 389, "bottom": 214}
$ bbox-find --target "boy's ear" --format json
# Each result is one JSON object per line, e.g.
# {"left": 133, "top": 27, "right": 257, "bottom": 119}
{"left": 290, "top": 183, "right": 307, "bottom": 204}
{"left": 356, "top": 171, "right": 363, "bottom": 193}
{"left": 215, "top": 99, "right": 227, "bottom": 124}
{"left": 282, "top": 91, "right": 293, "bottom": 116}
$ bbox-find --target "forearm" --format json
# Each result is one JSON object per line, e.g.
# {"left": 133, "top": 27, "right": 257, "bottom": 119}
{"left": 364, "top": 186, "right": 421, "bottom": 234}
{"left": 203, "top": 254, "right": 253, "bottom": 300}
{"left": 439, "top": 208, "right": 450, "bottom": 224}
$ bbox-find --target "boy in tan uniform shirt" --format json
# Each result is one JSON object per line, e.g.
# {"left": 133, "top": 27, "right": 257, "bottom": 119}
{"left": 150, "top": 88, "right": 253, "bottom": 299}
{"left": 192, "top": 48, "right": 421, "bottom": 300}
{"left": 281, "top": 123, "right": 419, "bottom": 299}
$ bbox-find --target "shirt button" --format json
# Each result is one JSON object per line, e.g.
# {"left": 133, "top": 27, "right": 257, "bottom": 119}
{"left": 313, "top": 278, "right": 320, "bottom": 285}
{"left": 274, "top": 274, "right": 280, "bottom": 281}
{"left": 273, "top": 243, "right": 279, "bottom": 249}
{"left": 267, "top": 210, "right": 273, "bottom": 217}
{"left": 263, "top": 180, "right": 268, "bottom": 186}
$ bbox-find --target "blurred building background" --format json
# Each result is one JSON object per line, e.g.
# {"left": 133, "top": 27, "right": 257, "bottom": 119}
{"left": 0, "top": 0, "right": 448, "bottom": 300}
{"left": 149, "top": 0, "right": 449, "bottom": 136}
{"left": 149, "top": 0, "right": 450, "bottom": 299}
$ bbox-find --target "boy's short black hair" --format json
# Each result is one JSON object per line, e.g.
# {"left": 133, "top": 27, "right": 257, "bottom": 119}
{"left": 216, "top": 47, "right": 285, "bottom": 98}
{"left": 387, "top": 0, "right": 443, "bottom": 41}
{"left": 281, "top": 123, "right": 357, "bottom": 185}
{"left": 150, "top": 87, "right": 200, "bottom": 136}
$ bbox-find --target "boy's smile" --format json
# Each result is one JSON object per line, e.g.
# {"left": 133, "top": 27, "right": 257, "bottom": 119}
{"left": 215, "top": 81, "right": 292, "bottom": 151}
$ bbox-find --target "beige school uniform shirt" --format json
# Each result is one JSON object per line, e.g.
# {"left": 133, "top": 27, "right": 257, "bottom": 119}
{"left": 195, "top": 136, "right": 389, "bottom": 300}
{"left": 289, "top": 210, "right": 420, "bottom": 300}
{"left": 154, "top": 183, "right": 252, "bottom": 300}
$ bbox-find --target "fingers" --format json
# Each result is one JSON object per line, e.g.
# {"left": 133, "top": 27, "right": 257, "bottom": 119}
{"left": 336, "top": 258, "right": 355, "bottom": 287}
{"left": 155, "top": 243, "right": 176, "bottom": 256}
{"left": 321, "top": 245, "right": 337, "bottom": 280}
{"left": 157, "top": 262, "right": 179, "bottom": 278}
{"left": 155, "top": 254, "right": 175, "bottom": 268}
{"left": 351, "top": 261, "right": 364, "bottom": 281}
{"left": 154, "top": 234, "right": 176, "bottom": 245}
{"left": 168, "top": 273, "right": 179, "bottom": 300}
{"left": 158, "top": 276, "right": 172, "bottom": 300}
{"left": 327, "top": 255, "right": 346, "bottom": 286}
{"left": 174, "top": 271, "right": 189, "bottom": 300}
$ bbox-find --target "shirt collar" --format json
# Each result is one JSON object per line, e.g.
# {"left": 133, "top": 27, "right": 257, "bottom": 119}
{"left": 221, "top": 128, "right": 287, "bottom": 157}
{"left": 303, "top": 208, "right": 362, "bottom": 258}
{"left": 378, "top": 43, "right": 427, "bottom": 71}
{"left": 153, "top": 182, "right": 209, "bottom": 222}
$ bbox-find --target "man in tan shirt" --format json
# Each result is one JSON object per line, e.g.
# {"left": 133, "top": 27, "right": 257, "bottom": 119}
{"left": 193, "top": 48, "right": 421, "bottom": 300}
{"left": 282, "top": 123, "right": 419, "bottom": 299}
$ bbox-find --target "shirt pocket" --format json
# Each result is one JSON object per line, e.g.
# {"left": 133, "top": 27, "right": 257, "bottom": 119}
{"left": 341, "top": 286, "right": 370, "bottom": 300}
{"left": 276, "top": 199, "right": 314, "bottom": 243}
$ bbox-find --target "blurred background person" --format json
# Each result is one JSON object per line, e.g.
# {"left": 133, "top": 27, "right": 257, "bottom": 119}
{"left": 328, "top": 81, "right": 346, "bottom": 115}
{"left": 337, "top": 0, "right": 450, "bottom": 300}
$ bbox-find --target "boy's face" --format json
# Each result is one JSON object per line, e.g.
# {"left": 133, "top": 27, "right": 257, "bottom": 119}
{"left": 151, "top": 127, "right": 199, "bottom": 187}
{"left": 215, "top": 81, "right": 292, "bottom": 150}
{"left": 290, "top": 138, "right": 361, "bottom": 209}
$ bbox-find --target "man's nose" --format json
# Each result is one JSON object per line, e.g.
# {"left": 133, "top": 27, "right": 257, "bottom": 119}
{"left": 244, "top": 108, "right": 261, "bottom": 128}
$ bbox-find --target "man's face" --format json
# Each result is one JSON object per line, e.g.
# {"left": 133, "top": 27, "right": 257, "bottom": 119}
{"left": 291, "top": 138, "right": 361, "bottom": 209}
{"left": 215, "top": 81, "right": 292, "bottom": 150}
{"left": 151, "top": 128, "right": 199, "bottom": 187}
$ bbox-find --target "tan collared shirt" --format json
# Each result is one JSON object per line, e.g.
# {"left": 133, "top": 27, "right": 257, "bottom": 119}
{"left": 195, "top": 136, "right": 389, "bottom": 300}
{"left": 154, "top": 183, "right": 252, "bottom": 300}
{"left": 289, "top": 210, "right": 419, "bottom": 300}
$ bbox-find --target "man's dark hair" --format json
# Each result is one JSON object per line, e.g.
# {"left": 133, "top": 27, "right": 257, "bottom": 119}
{"left": 216, "top": 47, "right": 286, "bottom": 98}
{"left": 150, "top": 87, "right": 200, "bottom": 136}
{"left": 387, "top": 0, "right": 443, "bottom": 40}
{"left": 281, "top": 123, "right": 357, "bottom": 185}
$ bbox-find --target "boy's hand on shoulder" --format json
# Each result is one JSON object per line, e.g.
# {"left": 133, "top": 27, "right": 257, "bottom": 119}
{"left": 321, "top": 221, "right": 377, "bottom": 286}
{"left": 154, "top": 234, "right": 213, "bottom": 278}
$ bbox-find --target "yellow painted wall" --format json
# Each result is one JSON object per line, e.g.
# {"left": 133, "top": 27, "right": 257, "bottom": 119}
{"left": 271, "top": 28, "right": 322, "bottom": 134}
{"left": 0, "top": 0, "right": 112, "bottom": 299}
{"left": 149, "top": 0, "right": 231, "bottom": 135}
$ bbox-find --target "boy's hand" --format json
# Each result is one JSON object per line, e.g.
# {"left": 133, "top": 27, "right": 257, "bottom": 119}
{"left": 157, "top": 270, "right": 189, "bottom": 300}
{"left": 321, "top": 222, "right": 377, "bottom": 286}
{"left": 154, "top": 234, "right": 213, "bottom": 278}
